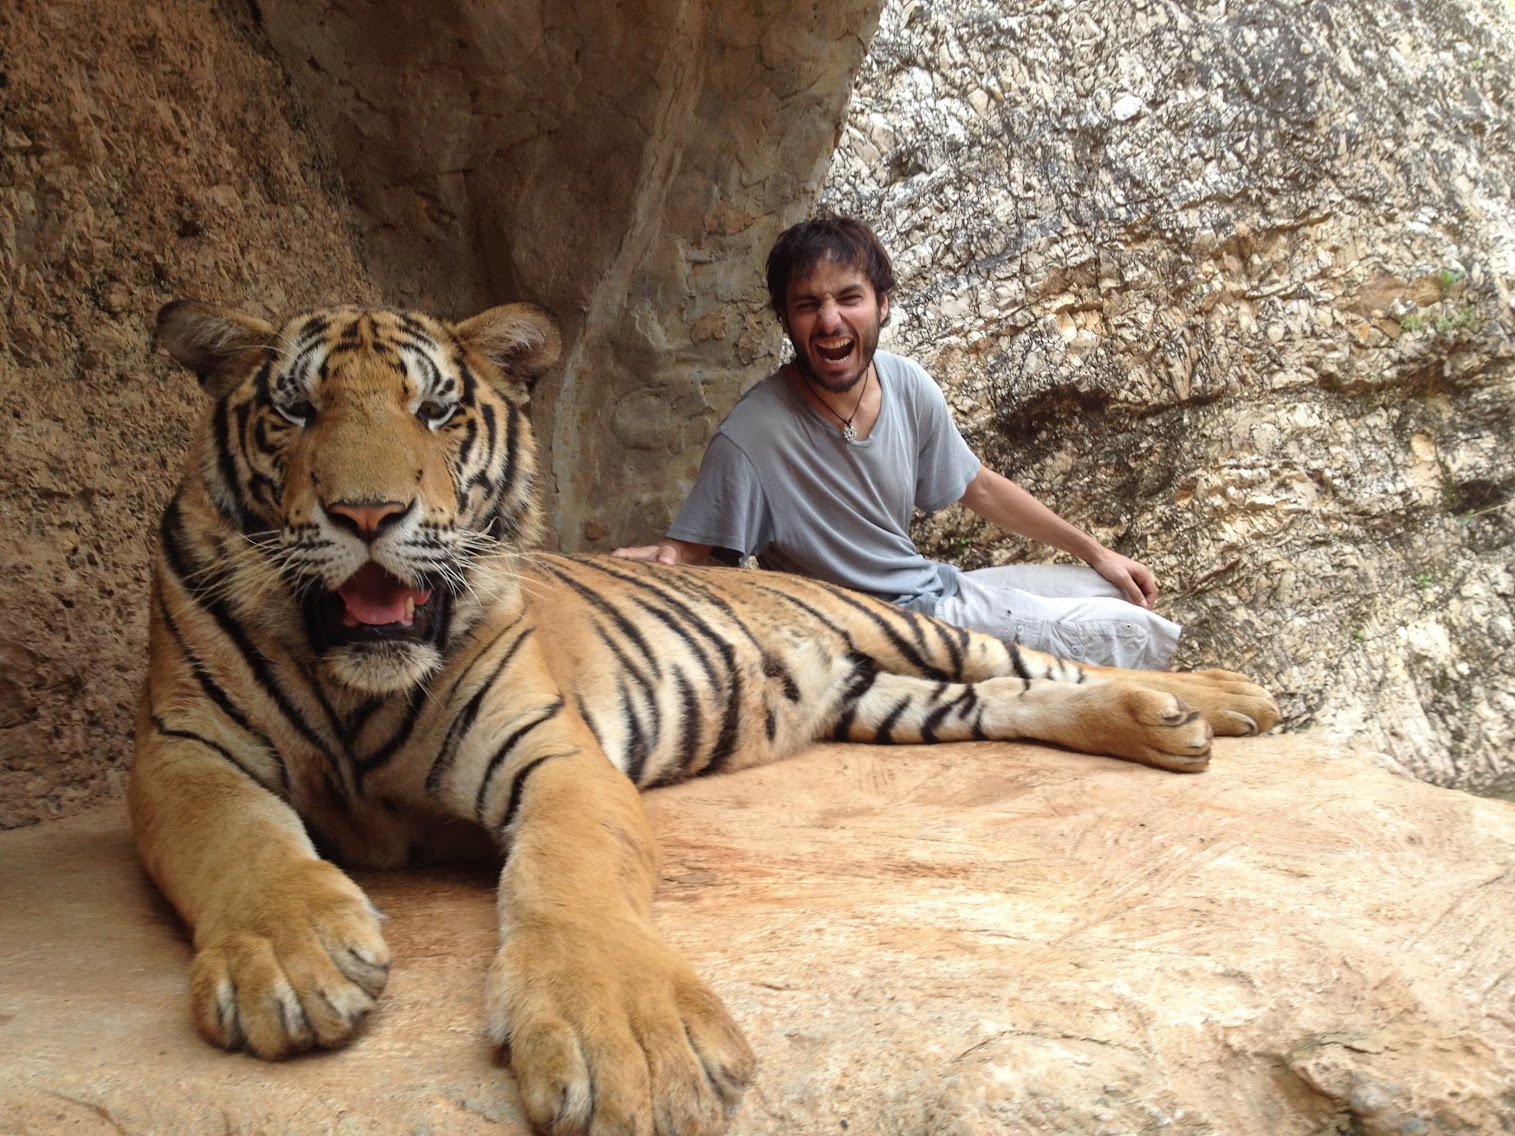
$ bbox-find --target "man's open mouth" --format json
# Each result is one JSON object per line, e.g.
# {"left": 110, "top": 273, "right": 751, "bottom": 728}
{"left": 306, "top": 561, "right": 445, "bottom": 648}
{"left": 815, "top": 337, "right": 854, "bottom": 362}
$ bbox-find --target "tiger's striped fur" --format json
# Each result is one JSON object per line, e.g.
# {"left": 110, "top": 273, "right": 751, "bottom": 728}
{"left": 131, "top": 301, "right": 1279, "bottom": 1136}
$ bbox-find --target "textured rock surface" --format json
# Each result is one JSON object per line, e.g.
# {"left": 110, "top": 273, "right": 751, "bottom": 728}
{"left": 0, "top": 1, "right": 379, "bottom": 826}
{"left": 253, "top": 0, "right": 879, "bottom": 555}
{"left": 3, "top": 737, "right": 1514, "bottom": 1134}
{"left": 821, "top": 0, "right": 1515, "bottom": 793}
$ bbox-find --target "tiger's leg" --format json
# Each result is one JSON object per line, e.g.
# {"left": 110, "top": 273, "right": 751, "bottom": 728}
{"left": 454, "top": 716, "right": 754, "bottom": 1136}
{"left": 831, "top": 669, "right": 1215, "bottom": 772}
{"left": 919, "top": 629, "right": 1280, "bottom": 739}
{"left": 130, "top": 715, "right": 391, "bottom": 1059}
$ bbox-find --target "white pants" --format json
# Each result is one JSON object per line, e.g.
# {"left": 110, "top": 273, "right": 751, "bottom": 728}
{"left": 933, "top": 564, "right": 1181, "bottom": 671}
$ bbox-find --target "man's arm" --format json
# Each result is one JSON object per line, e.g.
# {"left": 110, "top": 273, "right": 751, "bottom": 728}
{"left": 611, "top": 538, "right": 713, "bottom": 566}
{"left": 957, "top": 466, "right": 1159, "bottom": 608}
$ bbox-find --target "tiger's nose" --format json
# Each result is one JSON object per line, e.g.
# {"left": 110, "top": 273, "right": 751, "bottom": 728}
{"left": 326, "top": 499, "right": 409, "bottom": 540}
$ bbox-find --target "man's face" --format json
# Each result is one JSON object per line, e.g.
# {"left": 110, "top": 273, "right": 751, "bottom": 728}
{"left": 780, "top": 257, "right": 890, "bottom": 394}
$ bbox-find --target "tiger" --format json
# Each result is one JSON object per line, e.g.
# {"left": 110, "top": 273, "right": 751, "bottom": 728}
{"left": 132, "top": 298, "right": 1279, "bottom": 1136}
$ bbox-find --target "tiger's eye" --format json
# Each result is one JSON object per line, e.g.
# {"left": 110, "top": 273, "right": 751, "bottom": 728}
{"left": 418, "top": 400, "right": 457, "bottom": 427}
{"left": 278, "top": 400, "right": 316, "bottom": 426}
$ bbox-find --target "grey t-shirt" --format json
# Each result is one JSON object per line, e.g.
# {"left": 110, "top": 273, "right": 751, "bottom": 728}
{"left": 667, "top": 351, "right": 981, "bottom": 608}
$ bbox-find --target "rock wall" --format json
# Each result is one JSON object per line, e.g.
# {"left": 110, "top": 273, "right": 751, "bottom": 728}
{"left": 253, "top": 0, "right": 879, "bottom": 552}
{"left": 822, "top": 0, "right": 1515, "bottom": 792}
{"left": 0, "top": 0, "right": 379, "bottom": 826}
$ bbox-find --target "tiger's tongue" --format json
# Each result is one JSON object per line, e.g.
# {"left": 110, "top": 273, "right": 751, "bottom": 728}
{"left": 337, "top": 562, "right": 432, "bottom": 627}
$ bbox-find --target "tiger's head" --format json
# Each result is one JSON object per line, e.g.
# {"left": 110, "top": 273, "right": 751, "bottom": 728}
{"left": 156, "top": 302, "right": 561, "bottom": 694}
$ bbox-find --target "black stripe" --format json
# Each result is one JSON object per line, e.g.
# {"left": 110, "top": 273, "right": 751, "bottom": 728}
{"left": 155, "top": 591, "right": 289, "bottom": 793}
{"left": 840, "top": 652, "right": 879, "bottom": 703}
{"left": 567, "top": 557, "right": 772, "bottom": 661}
{"left": 1008, "top": 643, "right": 1033, "bottom": 688}
{"left": 630, "top": 596, "right": 720, "bottom": 688}
{"left": 804, "top": 582, "right": 950, "bottom": 681}
{"left": 670, "top": 668, "right": 702, "bottom": 785}
{"left": 208, "top": 398, "right": 255, "bottom": 532}
{"left": 921, "top": 613, "right": 968, "bottom": 679}
{"left": 152, "top": 716, "right": 276, "bottom": 793}
{"left": 576, "top": 694, "right": 605, "bottom": 754}
{"left": 498, "top": 753, "right": 558, "bottom": 833}
{"left": 696, "top": 666, "right": 742, "bottom": 777}
{"left": 159, "top": 500, "right": 347, "bottom": 779}
{"left": 344, "top": 695, "right": 384, "bottom": 740}
{"left": 537, "top": 562, "right": 663, "bottom": 679}
{"left": 355, "top": 685, "right": 427, "bottom": 784}
{"left": 619, "top": 677, "right": 651, "bottom": 784}
{"left": 426, "top": 627, "right": 535, "bottom": 795}
{"left": 598, "top": 623, "right": 662, "bottom": 723}
{"left": 475, "top": 700, "right": 565, "bottom": 820}
{"left": 874, "top": 698, "right": 910, "bottom": 744}
{"left": 921, "top": 700, "right": 956, "bottom": 744}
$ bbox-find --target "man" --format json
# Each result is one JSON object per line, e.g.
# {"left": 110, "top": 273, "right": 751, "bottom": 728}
{"left": 615, "top": 214, "right": 1180, "bottom": 669}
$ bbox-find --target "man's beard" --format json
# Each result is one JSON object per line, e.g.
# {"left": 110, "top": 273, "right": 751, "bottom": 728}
{"left": 790, "top": 325, "right": 880, "bottom": 394}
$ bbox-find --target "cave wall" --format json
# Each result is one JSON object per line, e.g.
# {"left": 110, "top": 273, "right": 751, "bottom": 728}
{"left": 0, "top": 0, "right": 380, "bottom": 826}
{"left": 253, "top": 0, "right": 880, "bottom": 550}
{"left": 822, "top": 0, "right": 1515, "bottom": 791}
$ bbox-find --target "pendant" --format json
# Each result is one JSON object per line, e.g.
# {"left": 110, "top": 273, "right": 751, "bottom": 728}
{"left": 843, "top": 423, "right": 858, "bottom": 443}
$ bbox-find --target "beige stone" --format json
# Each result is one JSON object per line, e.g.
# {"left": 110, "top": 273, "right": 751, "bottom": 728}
{"left": 3, "top": 736, "right": 1513, "bottom": 1134}
{"left": 825, "top": 0, "right": 1515, "bottom": 794}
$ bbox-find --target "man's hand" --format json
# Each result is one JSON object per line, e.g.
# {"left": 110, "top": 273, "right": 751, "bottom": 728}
{"left": 1088, "top": 549, "right": 1159, "bottom": 609}
{"left": 611, "top": 538, "right": 711, "bottom": 565}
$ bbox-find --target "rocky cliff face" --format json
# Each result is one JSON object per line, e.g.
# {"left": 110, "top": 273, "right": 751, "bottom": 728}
{"left": 823, "top": 0, "right": 1515, "bottom": 792}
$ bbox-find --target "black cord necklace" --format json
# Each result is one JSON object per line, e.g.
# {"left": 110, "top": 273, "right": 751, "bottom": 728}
{"left": 799, "top": 364, "right": 871, "bottom": 443}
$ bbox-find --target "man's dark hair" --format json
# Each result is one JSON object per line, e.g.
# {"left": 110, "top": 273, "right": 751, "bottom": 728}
{"left": 765, "top": 212, "right": 897, "bottom": 319}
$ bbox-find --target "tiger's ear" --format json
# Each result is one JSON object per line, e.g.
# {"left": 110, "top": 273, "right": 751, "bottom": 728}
{"left": 453, "top": 303, "right": 562, "bottom": 391}
{"left": 155, "top": 300, "right": 276, "bottom": 397}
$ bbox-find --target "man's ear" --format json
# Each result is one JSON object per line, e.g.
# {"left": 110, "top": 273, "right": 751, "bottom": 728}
{"left": 155, "top": 300, "right": 276, "bottom": 397}
{"left": 878, "top": 290, "right": 891, "bottom": 328}
{"left": 453, "top": 303, "right": 562, "bottom": 390}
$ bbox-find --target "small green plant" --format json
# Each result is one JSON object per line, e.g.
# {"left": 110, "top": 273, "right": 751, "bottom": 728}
{"left": 1400, "top": 306, "right": 1479, "bottom": 335}
{"left": 1412, "top": 571, "right": 1436, "bottom": 590}
{"left": 1435, "top": 267, "right": 1466, "bottom": 295}
{"left": 1352, "top": 626, "right": 1366, "bottom": 643}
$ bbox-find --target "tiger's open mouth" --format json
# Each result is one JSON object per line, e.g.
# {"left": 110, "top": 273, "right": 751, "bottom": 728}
{"left": 306, "top": 561, "right": 446, "bottom": 648}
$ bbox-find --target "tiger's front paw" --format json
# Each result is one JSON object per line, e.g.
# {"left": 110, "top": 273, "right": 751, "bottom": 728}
{"left": 487, "top": 920, "right": 755, "bottom": 1136}
{"left": 189, "top": 859, "right": 391, "bottom": 1060}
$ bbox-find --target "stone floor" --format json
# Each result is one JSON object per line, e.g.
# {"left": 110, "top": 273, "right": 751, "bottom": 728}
{"left": 3, "top": 736, "right": 1513, "bottom": 1135}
